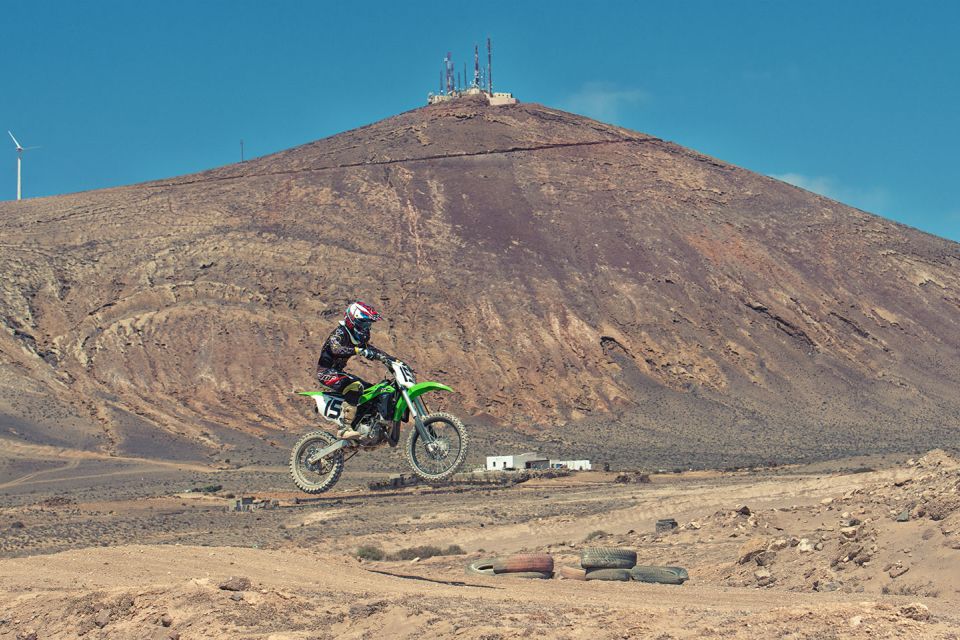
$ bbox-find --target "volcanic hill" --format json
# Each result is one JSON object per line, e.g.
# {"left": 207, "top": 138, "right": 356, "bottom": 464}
{"left": 1, "top": 97, "right": 958, "bottom": 466}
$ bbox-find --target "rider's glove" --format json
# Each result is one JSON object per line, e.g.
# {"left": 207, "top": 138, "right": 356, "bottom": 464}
{"left": 358, "top": 347, "right": 378, "bottom": 360}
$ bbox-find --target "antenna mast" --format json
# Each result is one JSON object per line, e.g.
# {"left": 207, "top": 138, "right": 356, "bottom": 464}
{"left": 487, "top": 37, "right": 493, "bottom": 94}
{"left": 445, "top": 52, "right": 453, "bottom": 95}
{"left": 474, "top": 44, "right": 480, "bottom": 87}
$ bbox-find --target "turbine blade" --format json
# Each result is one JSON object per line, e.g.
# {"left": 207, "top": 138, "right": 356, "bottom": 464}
{"left": 23, "top": 145, "right": 41, "bottom": 151}
{"left": 8, "top": 131, "right": 22, "bottom": 149}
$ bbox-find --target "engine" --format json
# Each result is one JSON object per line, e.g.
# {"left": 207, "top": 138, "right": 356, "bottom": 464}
{"left": 355, "top": 414, "right": 386, "bottom": 445}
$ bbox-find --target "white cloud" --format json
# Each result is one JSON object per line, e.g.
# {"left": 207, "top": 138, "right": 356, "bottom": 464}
{"left": 770, "top": 172, "right": 890, "bottom": 212}
{"left": 560, "top": 82, "right": 647, "bottom": 122}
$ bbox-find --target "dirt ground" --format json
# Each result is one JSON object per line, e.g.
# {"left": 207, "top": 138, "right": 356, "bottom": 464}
{"left": 1, "top": 446, "right": 959, "bottom": 638}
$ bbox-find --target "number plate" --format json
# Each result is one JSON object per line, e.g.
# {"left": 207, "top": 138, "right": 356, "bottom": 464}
{"left": 392, "top": 361, "right": 416, "bottom": 388}
{"left": 315, "top": 394, "right": 344, "bottom": 421}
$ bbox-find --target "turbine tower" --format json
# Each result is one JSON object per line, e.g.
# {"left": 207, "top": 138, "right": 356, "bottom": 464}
{"left": 8, "top": 131, "right": 39, "bottom": 201}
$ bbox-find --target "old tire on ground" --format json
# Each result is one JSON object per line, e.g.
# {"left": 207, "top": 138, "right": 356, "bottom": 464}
{"left": 498, "top": 571, "right": 554, "bottom": 579}
{"left": 405, "top": 412, "right": 469, "bottom": 482}
{"left": 558, "top": 565, "right": 587, "bottom": 580}
{"left": 630, "top": 565, "right": 689, "bottom": 585}
{"left": 585, "top": 568, "right": 632, "bottom": 581}
{"left": 492, "top": 553, "right": 555, "bottom": 574}
{"left": 289, "top": 430, "right": 344, "bottom": 494}
{"left": 580, "top": 547, "right": 637, "bottom": 569}
{"left": 465, "top": 559, "right": 498, "bottom": 576}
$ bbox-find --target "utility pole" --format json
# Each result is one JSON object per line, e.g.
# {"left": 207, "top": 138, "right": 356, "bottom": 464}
{"left": 240, "top": 139, "right": 245, "bottom": 162}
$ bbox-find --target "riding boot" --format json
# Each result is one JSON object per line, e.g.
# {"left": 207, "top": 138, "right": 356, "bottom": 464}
{"left": 337, "top": 403, "right": 361, "bottom": 440}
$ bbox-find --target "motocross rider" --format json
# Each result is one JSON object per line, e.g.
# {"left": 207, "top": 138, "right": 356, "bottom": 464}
{"left": 316, "top": 302, "right": 391, "bottom": 440}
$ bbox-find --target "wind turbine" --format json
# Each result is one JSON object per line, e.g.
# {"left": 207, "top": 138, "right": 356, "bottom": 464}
{"left": 8, "top": 131, "right": 40, "bottom": 201}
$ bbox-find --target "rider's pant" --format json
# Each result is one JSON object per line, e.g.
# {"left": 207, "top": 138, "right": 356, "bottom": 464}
{"left": 316, "top": 369, "right": 368, "bottom": 405}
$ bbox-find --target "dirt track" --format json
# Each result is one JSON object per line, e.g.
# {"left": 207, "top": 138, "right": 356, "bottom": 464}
{"left": 0, "top": 544, "right": 950, "bottom": 639}
{"left": 2, "top": 450, "right": 959, "bottom": 638}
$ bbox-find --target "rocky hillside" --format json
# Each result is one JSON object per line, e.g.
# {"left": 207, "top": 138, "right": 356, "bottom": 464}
{"left": 1, "top": 97, "right": 958, "bottom": 462}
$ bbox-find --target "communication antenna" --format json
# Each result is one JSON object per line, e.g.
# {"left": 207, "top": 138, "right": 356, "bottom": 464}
{"left": 474, "top": 44, "right": 480, "bottom": 87}
{"left": 240, "top": 139, "right": 245, "bottom": 162}
{"left": 7, "top": 131, "right": 40, "bottom": 201}
{"left": 446, "top": 52, "right": 453, "bottom": 95}
{"left": 487, "top": 37, "right": 493, "bottom": 94}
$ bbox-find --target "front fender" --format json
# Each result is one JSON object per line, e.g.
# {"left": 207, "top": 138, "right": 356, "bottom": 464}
{"left": 394, "top": 381, "right": 453, "bottom": 421}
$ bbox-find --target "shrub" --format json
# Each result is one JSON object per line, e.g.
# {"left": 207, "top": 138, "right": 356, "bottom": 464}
{"left": 584, "top": 530, "right": 608, "bottom": 541}
{"left": 384, "top": 544, "right": 467, "bottom": 561}
{"left": 356, "top": 545, "right": 385, "bottom": 561}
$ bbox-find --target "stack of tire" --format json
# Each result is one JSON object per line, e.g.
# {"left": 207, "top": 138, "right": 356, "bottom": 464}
{"left": 466, "top": 553, "right": 554, "bottom": 579}
{"left": 559, "top": 547, "right": 689, "bottom": 585}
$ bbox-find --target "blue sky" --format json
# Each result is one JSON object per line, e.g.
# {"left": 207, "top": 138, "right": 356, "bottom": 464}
{"left": 2, "top": 0, "right": 958, "bottom": 241}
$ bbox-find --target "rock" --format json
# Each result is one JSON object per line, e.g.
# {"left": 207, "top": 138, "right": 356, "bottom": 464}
{"left": 814, "top": 579, "right": 841, "bottom": 592}
{"left": 160, "top": 613, "right": 173, "bottom": 627}
{"left": 16, "top": 632, "right": 38, "bottom": 640}
{"left": 896, "top": 510, "right": 910, "bottom": 522}
{"left": 840, "top": 517, "right": 861, "bottom": 527}
{"left": 737, "top": 537, "right": 767, "bottom": 564}
{"left": 788, "top": 536, "right": 801, "bottom": 547}
{"left": 899, "top": 602, "right": 930, "bottom": 621}
{"left": 889, "top": 565, "right": 910, "bottom": 578}
{"left": 893, "top": 472, "right": 912, "bottom": 486}
{"left": 219, "top": 576, "right": 251, "bottom": 591}
{"left": 840, "top": 526, "right": 859, "bottom": 539}
{"left": 848, "top": 615, "right": 862, "bottom": 628}
{"left": 95, "top": 609, "right": 111, "bottom": 628}
{"left": 736, "top": 505, "right": 751, "bottom": 516}
{"left": 77, "top": 619, "right": 97, "bottom": 636}
{"left": 820, "top": 497, "right": 834, "bottom": 506}
{"left": 814, "top": 542, "right": 824, "bottom": 551}
{"left": 656, "top": 518, "right": 679, "bottom": 533}
{"left": 769, "top": 538, "right": 789, "bottom": 551}
{"left": 168, "top": 633, "right": 181, "bottom": 640}
{"left": 753, "top": 568, "right": 775, "bottom": 586}
{"left": 230, "top": 592, "right": 244, "bottom": 602}
{"left": 797, "top": 538, "right": 815, "bottom": 553}
{"left": 754, "top": 551, "right": 776, "bottom": 566}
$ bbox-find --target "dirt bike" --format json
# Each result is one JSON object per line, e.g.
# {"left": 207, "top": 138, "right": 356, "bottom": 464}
{"left": 289, "top": 354, "right": 469, "bottom": 494}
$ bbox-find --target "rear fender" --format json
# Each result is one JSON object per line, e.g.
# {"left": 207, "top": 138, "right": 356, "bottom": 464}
{"left": 393, "top": 381, "right": 453, "bottom": 421}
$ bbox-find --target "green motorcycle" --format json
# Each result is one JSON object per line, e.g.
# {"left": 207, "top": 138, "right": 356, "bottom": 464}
{"left": 289, "top": 355, "right": 469, "bottom": 494}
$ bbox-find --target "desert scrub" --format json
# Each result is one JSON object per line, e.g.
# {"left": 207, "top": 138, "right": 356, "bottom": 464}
{"left": 386, "top": 544, "right": 466, "bottom": 561}
{"left": 584, "top": 530, "right": 609, "bottom": 541}
{"left": 355, "top": 545, "right": 385, "bottom": 561}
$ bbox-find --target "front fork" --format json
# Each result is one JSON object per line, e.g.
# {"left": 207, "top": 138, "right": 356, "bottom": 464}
{"left": 401, "top": 389, "right": 434, "bottom": 444}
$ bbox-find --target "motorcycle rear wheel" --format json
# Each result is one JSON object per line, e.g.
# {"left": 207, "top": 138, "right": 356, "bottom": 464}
{"left": 405, "top": 412, "right": 468, "bottom": 482}
{"left": 290, "top": 430, "right": 344, "bottom": 494}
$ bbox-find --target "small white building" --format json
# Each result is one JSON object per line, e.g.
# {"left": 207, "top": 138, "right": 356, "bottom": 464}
{"left": 485, "top": 452, "right": 549, "bottom": 471}
{"left": 488, "top": 91, "right": 518, "bottom": 105}
{"left": 550, "top": 459, "right": 592, "bottom": 471}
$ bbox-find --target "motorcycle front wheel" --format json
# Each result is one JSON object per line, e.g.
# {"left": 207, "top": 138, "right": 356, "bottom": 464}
{"left": 405, "top": 412, "right": 469, "bottom": 482}
{"left": 290, "top": 430, "right": 344, "bottom": 494}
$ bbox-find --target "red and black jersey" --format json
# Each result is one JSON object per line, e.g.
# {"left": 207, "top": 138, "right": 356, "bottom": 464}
{"left": 317, "top": 322, "right": 387, "bottom": 371}
{"left": 317, "top": 323, "right": 362, "bottom": 371}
